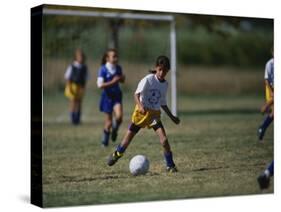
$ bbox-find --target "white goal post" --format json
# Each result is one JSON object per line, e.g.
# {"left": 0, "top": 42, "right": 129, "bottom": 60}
{"left": 43, "top": 8, "right": 178, "bottom": 115}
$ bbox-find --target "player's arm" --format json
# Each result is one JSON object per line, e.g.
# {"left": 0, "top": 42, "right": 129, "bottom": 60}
{"left": 134, "top": 77, "right": 148, "bottom": 114}
{"left": 97, "top": 76, "right": 122, "bottom": 89}
{"left": 161, "top": 105, "right": 180, "bottom": 125}
{"left": 134, "top": 93, "right": 146, "bottom": 114}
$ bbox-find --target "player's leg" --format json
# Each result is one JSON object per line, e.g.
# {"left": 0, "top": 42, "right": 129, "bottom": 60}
{"left": 99, "top": 94, "right": 114, "bottom": 146}
{"left": 258, "top": 86, "right": 274, "bottom": 141}
{"left": 73, "top": 99, "right": 82, "bottom": 124}
{"left": 257, "top": 161, "right": 274, "bottom": 189}
{"left": 77, "top": 99, "right": 82, "bottom": 123}
{"left": 153, "top": 122, "right": 177, "bottom": 172}
{"left": 69, "top": 99, "right": 76, "bottom": 125}
{"left": 107, "top": 123, "right": 140, "bottom": 166}
{"left": 76, "top": 86, "right": 85, "bottom": 124}
{"left": 258, "top": 112, "right": 273, "bottom": 142}
{"left": 65, "top": 83, "right": 76, "bottom": 124}
{"left": 102, "top": 112, "right": 113, "bottom": 147}
{"left": 112, "top": 103, "right": 123, "bottom": 142}
{"left": 267, "top": 161, "right": 274, "bottom": 176}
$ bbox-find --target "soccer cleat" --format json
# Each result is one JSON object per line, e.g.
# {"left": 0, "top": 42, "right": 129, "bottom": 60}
{"left": 111, "top": 129, "right": 118, "bottom": 142}
{"left": 166, "top": 166, "right": 178, "bottom": 173}
{"left": 107, "top": 151, "right": 123, "bottom": 166}
{"left": 257, "top": 174, "right": 270, "bottom": 189}
{"left": 257, "top": 127, "right": 265, "bottom": 142}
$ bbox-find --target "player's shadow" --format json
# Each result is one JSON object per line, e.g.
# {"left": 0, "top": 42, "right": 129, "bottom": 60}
{"left": 59, "top": 174, "right": 130, "bottom": 183}
{"left": 192, "top": 166, "right": 227, "bottom": 172}
{"left": 192, "top": 162, "right": 266, "bottom": 172}
{"left": 57, "top": 172, "right": 161, "bottom": 184}
{"left": 179, "top": 108, "right": 258, "bottom": 116}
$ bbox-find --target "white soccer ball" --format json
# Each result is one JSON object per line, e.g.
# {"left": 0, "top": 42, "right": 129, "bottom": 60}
{"left": 129, "top": 155, "right": 150, "bottom": 176}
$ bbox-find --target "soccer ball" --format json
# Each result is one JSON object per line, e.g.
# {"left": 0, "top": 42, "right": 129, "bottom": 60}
{"left": 129, "top": 155, "right": 150, "bottom": 176}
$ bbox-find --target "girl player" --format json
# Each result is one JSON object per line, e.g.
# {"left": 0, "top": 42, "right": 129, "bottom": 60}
{"left": 107, "top": 56, "right": 180, "bottom": 172}
{"left": 64, "top": 49, "right": 89, "bottom": 125}
{"left": 257, "top": 51, "right": 274, "bottom": 142}
{"left": 97, "top": 49, "right": 125, "bottom": 147}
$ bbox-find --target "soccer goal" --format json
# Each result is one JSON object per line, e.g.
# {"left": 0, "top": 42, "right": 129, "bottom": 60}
{"left": 43, "top": 7, "right": 178, "bottom": 115}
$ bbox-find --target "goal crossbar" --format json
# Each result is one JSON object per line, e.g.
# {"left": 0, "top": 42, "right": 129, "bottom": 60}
{"left": 43, "top": 8, "right": 174, "bottom": 21}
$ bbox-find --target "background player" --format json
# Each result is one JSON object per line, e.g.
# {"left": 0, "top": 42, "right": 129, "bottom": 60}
{"left": 107, "top": 56, "right": 180, "bottom": 172}
{"left": 257, "top": 49, "right": 274, "bottom": 142}
{"left": 64, "top": 48, "right": 89, "bottom": 125}
{"left": 97, "top": 49, "right": 125, "bottom": 147}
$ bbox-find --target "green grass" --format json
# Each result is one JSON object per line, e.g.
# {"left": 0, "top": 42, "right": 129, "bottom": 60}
{"left": 42, "top": 92, "right": 273, "bottom": 207}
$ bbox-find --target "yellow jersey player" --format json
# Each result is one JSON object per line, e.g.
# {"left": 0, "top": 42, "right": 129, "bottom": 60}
{"left": 107, "top": 56, "right": 180, "bottom": 172}
{"left": 257, "top": 51, "right": 274, "bottom": 142}
{"left": 64, "top": 49, "right": 89, "bottom": 125}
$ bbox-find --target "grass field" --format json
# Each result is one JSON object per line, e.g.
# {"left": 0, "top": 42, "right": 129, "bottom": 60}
{"left": 42, "top": 91, "right": 273, "bottom": 207}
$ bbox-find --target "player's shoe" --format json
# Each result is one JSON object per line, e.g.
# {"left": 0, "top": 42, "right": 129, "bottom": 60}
{"left": 111, "top": 129, "right": 118, "bottom": 142}
{"left": 166, "top": 166, "right": 178, "bottom": 173}
{"left": 107, "top": 151, "right": 123, "bottom": 166}
{"left": 257, "top": 127, "right": 265, "bottom": 142}
{"left": 257, "top": 173, "right": 270, "bottom": 189}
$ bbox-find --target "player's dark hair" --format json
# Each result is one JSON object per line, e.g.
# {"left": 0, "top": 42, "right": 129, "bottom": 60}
{"left": 73, "top": 48, "right": 86, "bottom": 64}
{"left": 149, "top": 55, "right": 170, "bottom": 74}
{"left": 101, "top": 48, "right": 118, "bottom": 65}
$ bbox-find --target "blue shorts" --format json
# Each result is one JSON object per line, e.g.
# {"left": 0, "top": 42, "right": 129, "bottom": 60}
{"left": 99, "top": 92, "right": 122, "bottom": 114}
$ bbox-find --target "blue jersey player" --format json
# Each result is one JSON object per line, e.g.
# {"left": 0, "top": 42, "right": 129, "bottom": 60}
{"left": 97, "top": 49, "right": 125, "bottom": 147}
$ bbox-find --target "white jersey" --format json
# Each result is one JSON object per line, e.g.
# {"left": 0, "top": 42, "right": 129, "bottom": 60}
{"left": 264, "top": 58, "right": 274, "bottom": 88}
{"left": 135, "top": 74, "right": 168, "bottom": 110}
